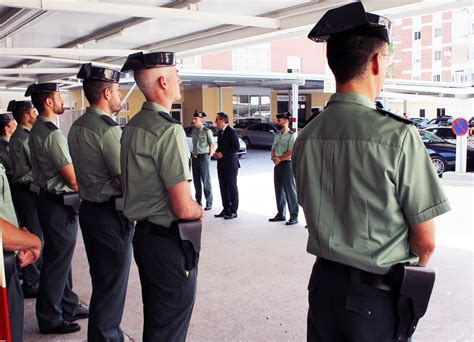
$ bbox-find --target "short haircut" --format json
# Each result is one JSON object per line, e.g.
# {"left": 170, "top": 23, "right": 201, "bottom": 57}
{"left": 216, "top": 112, "right": 229, "bottom": 124}
{"left": 83, "top": 79, "right": 114, "bottom": 105}
{"left": 326, "top": 34, "right": 386, "bottom": 84}
{"left": 0, "top": 120, "right": 12, "bottom": 135}
{"left": 31, "top": 92, "right": 53, "bottom": 113}
{"left": 12, "top": 108, "right": 30, "bottom": 123}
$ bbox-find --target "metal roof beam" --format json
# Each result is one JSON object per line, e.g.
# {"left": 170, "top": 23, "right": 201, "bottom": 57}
{"left": 0, "top": 48, "right": 145, "bottom": 58}
{"left": 0, "top": 0, "right": 280, "bottom": 29}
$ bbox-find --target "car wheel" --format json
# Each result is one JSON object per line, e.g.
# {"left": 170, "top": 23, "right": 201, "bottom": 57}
{"left": 430, "top": 155, "right": 448, "bottom": 177}
{"left": 242, "top": 137, "right": 251, "bottom": 148}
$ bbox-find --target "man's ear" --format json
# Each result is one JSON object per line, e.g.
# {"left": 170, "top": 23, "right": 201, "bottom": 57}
{"left": 45, "top": 96, "right": 54, "bottom": 108}
{"left": 158, "top": 75, "right": 167, "bottom": 89}
{"left": 103, "top": 86, "right": 111, "bottom": 100}
{"left": 371, "top": 52, "right": 382, "bottom": 76}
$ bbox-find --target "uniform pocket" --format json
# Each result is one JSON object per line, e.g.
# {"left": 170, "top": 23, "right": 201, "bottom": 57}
{"left": 345, "top": 292, "right": 395, "bottom": 319}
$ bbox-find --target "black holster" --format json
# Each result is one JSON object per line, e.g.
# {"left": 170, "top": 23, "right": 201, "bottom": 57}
{"left": 391, "top": 264, "right": 436, "bottom": 340}
{"left": 114, "top": 196, "right": 135, "bottom": 235}
{"left": 3, "top": 251, "right": 15, "bottom": 287}
{"left": 175, "top": 220, "right": 202, "bottom": 271}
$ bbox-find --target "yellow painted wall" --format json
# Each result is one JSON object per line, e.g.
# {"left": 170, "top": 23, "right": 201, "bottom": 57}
{"left": 221, "top": 87, "right": 233, "bottom": 122}
{"left": 202, "top": 87, "right": 219, "bottom": 120}
{"left": 270, "top": 91, "right": 278, "bottom": 121}
{"left": 310, "top": 92, "right": 332, "bottom": 108}
{"left": 182, "top": 88, "right": 203, "bottom": 126}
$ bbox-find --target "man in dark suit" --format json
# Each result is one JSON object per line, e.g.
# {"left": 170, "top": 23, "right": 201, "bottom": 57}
{"left": 214, "top": 112, "right": 240, "bottom": 220}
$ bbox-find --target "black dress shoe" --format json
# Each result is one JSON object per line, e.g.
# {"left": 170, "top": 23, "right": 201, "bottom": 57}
{"left": 40, "top": 321, "right": 81, "bottom": 334}
{"left": 286, "top": 219, "right": 298, "bottom": 226}
{"left": 214, "top": 211, "right": 227, "bottom": 218}
{"left": 224, "top": 213, "right": 238, "bottom": 220}
{"left": 205, "top": 204, "right": 212, "bottom": 211}
{"left": 64, "top": 303, "right": 89, "bottom": 322}
{"left": 269, "top": 215, "right": 286, "bottom": 222}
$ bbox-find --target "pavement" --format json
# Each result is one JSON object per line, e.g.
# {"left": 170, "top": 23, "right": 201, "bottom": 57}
{"left": 22, "top": 149, "right": 474, "bottom": 341}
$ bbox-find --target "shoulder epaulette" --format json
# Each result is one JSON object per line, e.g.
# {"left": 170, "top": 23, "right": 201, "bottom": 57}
{"left": 289, "top": 130, "right": 294, "bottom": 134}
{"left": 203, "top": 126, "right": 209, "bottom": 131}
{"left": 376, "top": 108, "right": 413, "bottom": 124}
{"left": 101, "top": 115, "right": 119, "bottom": 126}
{"left": 45, "top": 121, "right": 58, "bottom": 130}
{"left": 158, "top": 111, "right": 181, "bottom": 124}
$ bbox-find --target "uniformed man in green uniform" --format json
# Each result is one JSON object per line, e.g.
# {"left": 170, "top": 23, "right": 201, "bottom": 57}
{"left": 1, "top": 163, "right": 42, "bottom": 342}
{"left": 293, "top": 3, "right": 451, "bottom": 341}
{"left": 7, "top": 100, "right": 43, "bottom": 298}
{"left": 120, "top": 52, "right": 203, "bottom": 341}
{"left": 0, "top": 113, "right": 16, "bottom": 184}
{"left": 269, "top": 112, "right": 298, "bottom": 226}
{"left": 191, "top": 111, "right": 214, "bottom": 210}
{"left": 27, "top": 82, "right": 88, "bottom": 335}
{"left": 69, "top": 63, "right": 133, "bottom": 342}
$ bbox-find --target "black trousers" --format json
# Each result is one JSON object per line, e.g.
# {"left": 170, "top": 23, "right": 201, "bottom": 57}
{"left": 307, "top": 258, "right": 397, "bottom": 342}
{"left": 4, "top": 252, "right": 23, "bottom": 342}
{"left": 133, "top": 222, "right": 197, "bottom": 342}
{"left": 217, "top": 167, "right": 238, "bottom": 214}
{"left": 79, "top": 200, "right": 133, "bottom": 342}
{"left": 11, "top": 184, "right": 43, "bottom": 291}
{"left": 36, "top": 192, "right": 80, "bottom": 330}
{"left": 192, "top": 154, "right": 213, "bottom": 206}
{"left": 273, "top": 161, "right": 299, "bottom": 220}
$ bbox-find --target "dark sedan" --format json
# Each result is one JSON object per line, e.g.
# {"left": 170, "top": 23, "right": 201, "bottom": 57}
{"left": 419, "top": 130, "right": 474, "bottom": 176}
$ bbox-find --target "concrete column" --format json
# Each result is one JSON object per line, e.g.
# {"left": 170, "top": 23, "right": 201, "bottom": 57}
{"left": 291, "top": 83, "right": 299, "bottom": 134}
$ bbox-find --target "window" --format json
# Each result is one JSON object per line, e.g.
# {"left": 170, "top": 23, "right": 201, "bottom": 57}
{"left": 433, "top": 74, "right": 441, "bottom": 82}
{"left": 233, "top": 95, "right": 271, "bottom": 120}
{"left": 232, "top": 44, "right": 271, "bottom": 72}
{"left": 287, "top": 56, "right": 301, "bottom": 73}
{"left": 434, "top": 51, "right": 442, "bottom": 61}
{"left": 434, "top": 27, "right": 442, "bottom": 38}
{"left": 414, "top": 31, "right": 421, "bottom": 40}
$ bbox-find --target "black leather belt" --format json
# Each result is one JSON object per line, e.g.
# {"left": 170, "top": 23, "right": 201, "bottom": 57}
{"left": 135, "top": 220, "right": 179, "bottom": 240}
{"left": 317, "top": 257, "right": 391, "bottom": 291}
{"left": 12, "top": 182, "right": 32, "bottom": 192}
{"left": 82, "top": 198, "right": 114, "bottom": 209}
{"left": 39, "top": 189, "right": 63, "bottom": 203}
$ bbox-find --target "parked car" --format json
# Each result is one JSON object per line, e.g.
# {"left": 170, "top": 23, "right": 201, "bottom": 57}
{"left": 238, "top": 123, "right": 279, "bottom": 148}
{"left": 424, "top": 126, "right": 474, "bottom": 148}
{"left": 184, "top": 126, "right": 247, "bottom": 158}
{"left": 426, "top": 116, "right": 453, "bottom": 128}
{"left": 409, "top": 117, "right": 429, "bottom": 129}
{"left": 234, "top": 118, "right": 263, "bottom": 129}
{"left": 418, "top": 130, "right": 474, "bottom": 176}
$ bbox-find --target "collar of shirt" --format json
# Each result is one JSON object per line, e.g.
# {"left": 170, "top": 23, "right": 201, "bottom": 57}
{"left": 37, "top": 115, "right": 57, "bottom": 124}
{"left": 278, "top": 128, "right": 291, "bottom": 135}
{"left": 86, "top": 107, "right": 108, "bottom": 117}
{"left": 142, "top": 101, "right": 169, "bottom": 114}
{"left": 0, "top": 136, "right": 8, "bottom": 142}
{"left": 221, "top": 124, "right": 228, "bottom": 131}
{"left": 327, "top": 92, "right": 375, "bottom": 109}
{"left": 19, "top": 124, "right": 30, "bottom": 132}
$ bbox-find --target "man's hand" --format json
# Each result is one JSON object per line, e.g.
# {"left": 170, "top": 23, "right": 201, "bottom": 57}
{"left": 214, "top": 151, "right": 223, "bottom": 160}
{"left": 272, "top": 156, "right": 281, "bottom": 165}
{"left": 17, "top": 249, "right": 37, "bottom": 268}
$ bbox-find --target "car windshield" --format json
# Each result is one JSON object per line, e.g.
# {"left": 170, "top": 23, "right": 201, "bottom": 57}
{"left": 419, "top": 130, "right": 446, "bottom": 143}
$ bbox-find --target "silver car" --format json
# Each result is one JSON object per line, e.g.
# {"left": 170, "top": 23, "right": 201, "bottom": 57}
{"left": 184, "top": 126, "right": 247, "bottom": 158}
{"left": 238, "top": 123, "right": 279, "bottom": 148}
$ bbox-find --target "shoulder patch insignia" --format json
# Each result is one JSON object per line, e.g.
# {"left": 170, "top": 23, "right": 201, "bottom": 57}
{"left": 376, "top": 108, "right": 413, "bottom": 124}
{"left": 45, "top": 121, "right": 58, "bottom": 130}
{"left": 101, "top": 115, "right": 119, "bottom": 126}
{"left": 158, "top": 111, "right": 181, "bottom": 124}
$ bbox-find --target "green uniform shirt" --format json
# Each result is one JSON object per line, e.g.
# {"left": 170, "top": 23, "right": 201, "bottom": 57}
{"left": 0, "top": 137, "right": 12, "bottom": 176}
{"left": 191, "top": 126, "right": 213, "bottom": 155}
{"left": 29, "top": 116, "right": 73, "bottom": 194}
{"left": 9, "top": 125, "right": 33, "bottom": 185}
{"left": 68, "top": 107, "right": 122, "bottom": 202}
{"left": 293, "top": 92, "right": 451, "bottom": 275}
{"left": 121, "top": 102, "right": 191, "bottom": 228}
{"left": 0, "top": 164, "right": 18, "bottom": 226}
{"left": 272, "top": 128, "right": 296, "bottom": 159}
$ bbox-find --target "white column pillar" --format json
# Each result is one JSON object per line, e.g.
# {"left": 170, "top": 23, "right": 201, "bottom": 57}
{"left": 291, "top": 83, "right": 299, "bottom": 134}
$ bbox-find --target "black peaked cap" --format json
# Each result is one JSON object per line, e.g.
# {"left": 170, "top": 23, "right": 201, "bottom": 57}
{"left": 121, "top": 52, "right": 176, "bottom": 72}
